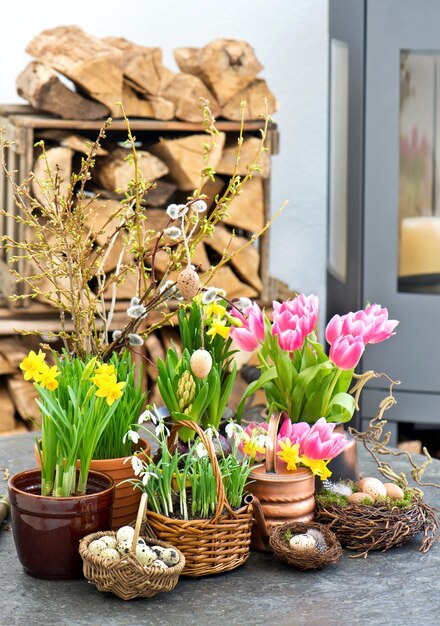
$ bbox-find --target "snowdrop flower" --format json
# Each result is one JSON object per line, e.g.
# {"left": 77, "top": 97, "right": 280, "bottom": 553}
{"left": 141, "top": 471, "right": 158, "bottom": 486}
{"left": 138, "top": 407, "right": 155, "bottom": 424}
{"left": 166, "top": 203, "right": 188, "bottom": 220}
{"left": 128, "top": 333, "right": 144, "bottom": 346}
{"left": 192, "top": 199, "right": 207, "bottom": 213}
{"left": 195, "top": 441, "right": 208, "bottom": 458}
{"left": 130, "top": 456, "right": 144, "bottom": 476}
{"left": 155, "top": 418, "right": 170, "bottom": 438}
{"left": 112, "top": 329, "right": 122, "bottom": 341}
{"left": 225, "top": 421, "right": 244, "bottom": 440}
{"left": 127, "top": 303, "right": 147, "bottom": 319}
{"left": 123, "top": 429, "right": 140, "bottom": 444}
{"left": 164, "top": 226, "right": 182, "bottom": 240}
{"left": 205, "top": 426, "right": 218, "bottom": 440}
{"left": 257, "top": 434, "right": 272, "bottom": 450}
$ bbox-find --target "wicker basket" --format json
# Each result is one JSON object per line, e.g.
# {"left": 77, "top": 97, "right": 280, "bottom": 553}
{"left": 316, "top": 497, "right": 436, "bottom": 558}
{"left": 79, "top": 493, "right": 185, "bottom": 599}
{"left": 269, "top": 522, "right": 342, "bottom": 570}
{"left": 145, "top": 420, "right": 254, "bottom": 577}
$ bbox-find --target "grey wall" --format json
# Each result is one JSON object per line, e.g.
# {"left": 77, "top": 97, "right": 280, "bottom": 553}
{"left": 0, "top": 0, "right": 328, "bottom": 306}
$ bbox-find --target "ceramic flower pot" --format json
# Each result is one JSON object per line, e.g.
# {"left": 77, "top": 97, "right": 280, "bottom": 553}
{"left": 245, "top": 414, "right": 316, "bottom": 551}
{"left": 325, "top": 424, "right": 360, "bottom": 483}
{"left": 8, "top": 468, "right": 114, "bottom": 580}
{"left": 34, "top": 438, "right": 151, "bottom": 530}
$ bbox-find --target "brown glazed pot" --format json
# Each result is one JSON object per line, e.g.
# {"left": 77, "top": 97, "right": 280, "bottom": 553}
{"left": 34, "top": 438, "right": 151, "bottom": 530}
{"left": 246, "top": 413, "right": 316, "bottom": 551}
{"left": 8, "top": 468, "right": 114, "bottom": 580}
{"left": 325, "top": 424, "right": 360, "bottom": 482}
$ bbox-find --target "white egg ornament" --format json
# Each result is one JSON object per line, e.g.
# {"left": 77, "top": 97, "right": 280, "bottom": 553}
{"left": 360, "top": 477, "right": 387, "bottom": 501}
{"left": 190, "top": 349, "right": 212, "bottom": 379}
{"left": 116, "top": 525, "right": 135, "bottom": 543}
{"left": 177, "top": 267, "right": 200, "bottom": 300}
{"left": 289, "top": 534, "right": 317, "bottom": 552}
{"left": 88, "top": 539, "right": 107, "bottom": 555}
{"left": 100, "top": 548, "right": 121, "bottom": 562}
{"left": 161, "top": 547, "right": 180, "bottom": 566}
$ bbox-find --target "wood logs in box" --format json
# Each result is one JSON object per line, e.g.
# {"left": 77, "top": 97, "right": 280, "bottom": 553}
{"left": 31, "top": 125, "right": 268, "bottom": 308}
{"left": 18, "top": 26, "right": 277, "bottom": 122}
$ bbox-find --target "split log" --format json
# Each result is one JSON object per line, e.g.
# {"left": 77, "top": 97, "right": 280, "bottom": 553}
{"left": 206, "top": 225, "right": 262, "bottom": 292}
{"left": 221, "top": 78, "right": 277, "bottom": 121}
{"left": 103, "top": 269, "right": 141, "bottom": 300}
{"left": 7, "top": 374, "right": 41, "bottom": 423}
{"left": 163, "top": 73, "right": 220, "bottom": 122}
{"left": 121, "top": 83, "right": 175, "bottom": 120}
{"left": 149, "top": 132, "right": 226, "bottom": 190}
{"left": 204, "top": 266, "right": 258, "bottom": 300}
{"left": 174, "top": 39, "right": 263, "bottom": 106}
{"left": 200, "top": 176, "right": 225, "bottom": 210}
{"left": 85, "top": 198, "right": 122, "bottom": 244}
{"left": 17, "top": 61, "right": 110, "bottom": 120}
{"left": 26, "top": 26, "right": 123, "bottom": 115}
{"left": 0, "top": 338, "right": 32, "bottom": 369}
{"left": 222, "top": 177, "right": 265, "bottom": 233}
{"left": 103, "top": 37, "right": 174, "bottom": 96}
{"left": 160, "top": 328, "right": 181, "bottom": 357}
{"left": 32, "top": 146, "right": 73, "bottom": 207}
{"left": 192, "top": 242, "right": 211, "bottom": 273}
{"left": 89, "top": 234, "right": 133, "bottom": 274}
{"left": 145, "top": 180, "right": 177, "bottom": 207}
{"left": 217, "top": 136, "right": 270, "bottom": 178}
{"left": 37, "top": 130, "right": 108, "bottom": 155}
{"left": 95, "top": 148, "right": 169, "bottom": 191}
{"left": 0, "top": 381, "right": 16, "bottom": 433}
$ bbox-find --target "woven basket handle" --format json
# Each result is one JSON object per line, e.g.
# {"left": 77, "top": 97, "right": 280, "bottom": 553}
{"left": 131, "top": 492, "right": 148, "bottom": 553}
{"left": 265, "top": 412, "right": 289, "bottom": 473}
{"left": 167, "top": 419, "right": 235, "bottom": 525}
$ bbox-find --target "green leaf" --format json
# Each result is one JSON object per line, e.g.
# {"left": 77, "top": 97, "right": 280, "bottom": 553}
{"left": 235, "top": 366, "right": 278, "bottom": 422}
{"left": 325, "top": 392, "right": 356, "bottom": 423}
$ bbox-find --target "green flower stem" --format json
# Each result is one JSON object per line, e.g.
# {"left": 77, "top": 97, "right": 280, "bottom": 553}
{"left": 321, "top": 368, "right": 343, "bottom": 417}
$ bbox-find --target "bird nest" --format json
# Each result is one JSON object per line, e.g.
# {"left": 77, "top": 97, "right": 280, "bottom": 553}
{"left": 316, "top": 493, "right": 438, "bottom": 558}
{"left": 269, "top": 522, "right": 343, "bottom": 570}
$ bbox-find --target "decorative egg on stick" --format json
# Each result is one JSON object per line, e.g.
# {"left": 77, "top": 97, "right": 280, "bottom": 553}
{"left": 190, "top": 349, "right": 212, "bottom": 378}
{"left": 177, "top": 266, "right": 200, "bottom": 301}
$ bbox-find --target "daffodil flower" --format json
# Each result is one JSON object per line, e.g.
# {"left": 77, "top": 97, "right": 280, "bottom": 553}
{"left": 277, "top": 439, "right": 301, "bottom": 471}
{"left": 38, "top": 364, "right": 60, "bottom": 391}
{"left": 300, "top": 456, "right": 332, "bottom": 480}
{"left": 205, "top": 302, "right": 226, "bottom": 319}
{"left": 19, "top": 350, "right": 46, "bottom": 381}
{"left": 206, "top": 317, "right": 230, "bottom": 341}
{"left": 94, "top": 373, "right": 126, "bottom": 406}
{"left": 94, "top": 363, "right": 116, "bottom": 377}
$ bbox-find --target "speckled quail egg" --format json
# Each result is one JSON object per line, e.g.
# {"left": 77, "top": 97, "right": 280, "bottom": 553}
{"left": 384, "top": 482, "right": 405, "bottom": 499}
{"left": 88, "top": 539, "right": 107, "bottom": 555}
{"left": 289, "top": 534, "right": 317, "bottom": 552}
{"left": 100, "top": 535, "right": 118, "bottom": 550}
{"left": 161, "top": 547, "right": 180, "bottom": 566}
{"left": 135, "top": 544, "right": 156, "bottom": 566}
{"left": 116, "top": 525, "right": 135, "bottom": 543}
{"left": 152, "top": 559, "right": 168, "bottom": 570}
{"left": 177, "top": 267, "right": 200, "bottom": 300}
{"left": 360, "top": 477, "right": 387, "bottom": 500}
{"left": 117, "top": 539, "right": 133, "bottom": 555}
{"left": 151, "top": 545, "right": 165, "bottom": 559}
{"left": 100, "top": 548, "right": 121, "bottom": 562}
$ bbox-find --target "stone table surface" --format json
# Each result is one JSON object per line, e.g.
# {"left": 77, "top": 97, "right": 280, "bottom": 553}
{"left": 1, "top": 433, "right": 440, "bottom": 626}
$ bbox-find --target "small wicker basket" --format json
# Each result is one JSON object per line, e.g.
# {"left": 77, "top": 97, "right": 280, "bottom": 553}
{"left": 269, "top": 522, "right": 342, "bottom": 570}
{"left": 145, "top": 420, "right": 254, "bottom": 577}
{"left": 79, "top": 493, "right": 185, "bottom": 600}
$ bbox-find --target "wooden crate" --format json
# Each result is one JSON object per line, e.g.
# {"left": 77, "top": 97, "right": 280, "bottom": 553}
{"left": 0, "top": 104, "right": 279, "bottom": 309}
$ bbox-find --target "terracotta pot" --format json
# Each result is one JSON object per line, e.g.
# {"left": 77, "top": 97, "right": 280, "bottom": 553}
{"left": 34, "top": 438, "right": 151, "bottom": 530}
{"left": 245, "top": 413, "right": 315, "bottom": 551}
{"left": 8, "top": 468, "right": 114, "bottom": 580}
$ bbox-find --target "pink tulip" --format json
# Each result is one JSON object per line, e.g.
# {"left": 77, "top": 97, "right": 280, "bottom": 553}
{"left": 362, "top": 304, "right": 399, "bottom": 344}
{"left": 326, "top": 312, "right": 375, "bottom": 345}
{"left": 273, "top": 294, "right": 319, "bottom": 336}
{"left": 300, "top": 418, "right": 348, "bottom": 460}
{"left": 230, "top": 303, "right": 265, "bottom": 352}
{"left": 279, "top": 417, "right": 310, "bottom": 443}
{"left": 329, "top": 334, "right": 365, "bottom": 370}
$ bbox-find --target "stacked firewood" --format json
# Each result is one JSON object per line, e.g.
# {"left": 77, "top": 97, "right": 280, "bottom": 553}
{"left": 16, "top": 26, "right": 277, "bottom": 122}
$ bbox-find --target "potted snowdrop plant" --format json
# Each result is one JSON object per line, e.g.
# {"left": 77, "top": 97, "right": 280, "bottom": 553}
{"left": 226, "top": 294, "right": 398, "bottom": 549}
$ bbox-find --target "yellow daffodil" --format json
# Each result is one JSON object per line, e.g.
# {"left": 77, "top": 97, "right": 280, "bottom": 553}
{"left": 300, "top": 456, "right": 332, "bottom": 480}
{"left": 94, "top": 373, "right": 126, "bottom": 406}
{"left": 242, "top": 433, "right": 267, "bottom": 460}
{"left": 94, "top": 363, "right": 116, "bottom": 377}
{"left": 19, "top": 350, "right": 47, "bottom": 382}
{"left": 277, "top": 439, "right": 300, "bottom": 471}
{"left": 38, "top": 364, "right": 60, "bottom": 391}
{"left": 205, "top": 303, "right": 226, "bottom": 319}
{"left": 206, "top": 318, "right": 230, "bottom": 341}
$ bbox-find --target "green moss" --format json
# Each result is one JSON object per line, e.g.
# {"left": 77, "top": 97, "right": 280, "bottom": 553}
{"left": 316, "top": 492, "right": 350, "bottom": 507}
{"left": 317, "top": 487, "right": 416, "bottom": 510}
